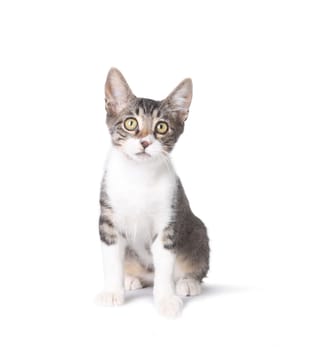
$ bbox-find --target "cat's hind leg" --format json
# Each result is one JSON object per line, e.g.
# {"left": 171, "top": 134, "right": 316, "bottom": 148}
{"left": 124, "top": 275, "right": 143, "bottom": 291}
{"left": 124, "top": 248, "right": 153, "bottom": 291}
{"left": 174, "top": 256, "right": 205, "bottom": 297}
{"left": 176, "top": 277, "right": 201, "bottom": 297}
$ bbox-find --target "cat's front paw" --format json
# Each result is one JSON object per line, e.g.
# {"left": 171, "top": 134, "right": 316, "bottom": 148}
{"left": 155, "top": 295, "right": 183, "bottom": 318}
{"left": 95, "top": 289, "right": 125, "bottom": 306}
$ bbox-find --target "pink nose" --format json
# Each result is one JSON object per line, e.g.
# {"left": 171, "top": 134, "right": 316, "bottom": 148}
{"left": 141, "top": 140, "right": 150, "bottom": 149}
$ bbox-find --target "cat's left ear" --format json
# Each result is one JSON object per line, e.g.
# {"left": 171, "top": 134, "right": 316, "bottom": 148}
{"left": 164, "top": 78, "right": 193, "bottom": 122}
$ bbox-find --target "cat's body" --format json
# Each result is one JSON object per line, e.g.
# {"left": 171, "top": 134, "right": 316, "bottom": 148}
{"left": 104, "top": 148, "right": 175, "bottom": 273}
{"left": 97, "top": 69, "right": 209, "bottom": 318}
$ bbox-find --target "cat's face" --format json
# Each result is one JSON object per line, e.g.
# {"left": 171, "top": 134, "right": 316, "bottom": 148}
{"left": 104, "top": 68, "right": 192, "bottom": 162}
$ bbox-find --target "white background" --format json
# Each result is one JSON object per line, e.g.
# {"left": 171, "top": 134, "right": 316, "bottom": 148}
{"left": 0, "top": 0, "right": 316, "bottom": 349}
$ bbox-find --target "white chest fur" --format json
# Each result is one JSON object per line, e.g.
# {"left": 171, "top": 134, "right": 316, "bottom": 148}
{"left": 104, "top": 149, "right": 177, "bottom": 264}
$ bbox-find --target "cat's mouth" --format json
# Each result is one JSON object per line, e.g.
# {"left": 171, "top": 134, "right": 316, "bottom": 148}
{"left": 135, "top": 151, "right": 151, "bottom": 159}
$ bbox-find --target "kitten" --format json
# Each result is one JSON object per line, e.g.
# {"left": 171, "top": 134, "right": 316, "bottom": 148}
{"left": 97, "top": 68, "right": 209, "bottom": 318}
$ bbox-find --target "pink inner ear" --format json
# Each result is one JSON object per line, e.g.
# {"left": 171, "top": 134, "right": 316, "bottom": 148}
{"left": 173, "top": 96, "right": 191, "bottom": 111}
{"left": 105, "top": 70, "right": 133, "bottom": 115}
{"left": 168, "top": 78, "right": 192, "bottom": 113}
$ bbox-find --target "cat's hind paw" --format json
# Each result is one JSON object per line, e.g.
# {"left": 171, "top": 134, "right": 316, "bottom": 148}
{"left": 95, "top": 290, "right": 125, "bottom": 306}
{"left": 176, "top": 278, "right": 201, "bottom": 297}
{"left": 124, "top": 276, "right": 143, "bottom": 291}
{"left": 155, "top": 295, "right": 183, "bottom": 319}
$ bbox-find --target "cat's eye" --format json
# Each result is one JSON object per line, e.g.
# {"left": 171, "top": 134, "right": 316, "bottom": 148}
{"left": 124, "top": 118, "right": 138, "bottom": 131}
{"left": 155, "top": 121, "right": 169, "bottom": 135}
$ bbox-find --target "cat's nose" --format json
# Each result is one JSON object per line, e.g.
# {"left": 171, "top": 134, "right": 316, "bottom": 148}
{"left": 141, "top": 140, "right": 150, "bottom": 149}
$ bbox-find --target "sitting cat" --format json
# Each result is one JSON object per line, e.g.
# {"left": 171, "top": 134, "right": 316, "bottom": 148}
{"left": 97, "top": 68, "right": 209, "bottom": 318}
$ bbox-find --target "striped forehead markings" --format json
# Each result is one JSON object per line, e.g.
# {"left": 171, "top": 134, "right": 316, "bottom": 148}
{"left": 135, "top": 107, "right": 160, "bottom": 119}
{"left": 151, "top": 108, "right": 159, "bottom": 119}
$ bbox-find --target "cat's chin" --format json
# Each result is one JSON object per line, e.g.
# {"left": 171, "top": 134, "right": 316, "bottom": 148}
{"left": 133, "top": 152, "right": 156, "bottom": 162}
{"left": 135, "top": 151, "right": 152, "bottom": 159}
{"left": 126, "top": 151, "right": 160, "bottom": 163}
{"left": 117, "top": 147, "right": 165, "bottom": 163}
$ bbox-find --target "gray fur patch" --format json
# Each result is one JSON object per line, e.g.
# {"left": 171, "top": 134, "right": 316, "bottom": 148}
{"left": 162, "top": 226, "right": 176, "bottom": 249}
{"left": 170, "top": 179, "right": 210, "bottom": 281}
{"left": 99, "top": 178, "right": 118, "bottom": 245}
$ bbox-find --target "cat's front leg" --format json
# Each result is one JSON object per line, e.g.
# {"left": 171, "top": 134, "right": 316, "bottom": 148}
{"left": 152, "top": 228, "right": 183, "bottom": 318}
{"left": 96, "top": 214, "right": 126, "bottom": 306}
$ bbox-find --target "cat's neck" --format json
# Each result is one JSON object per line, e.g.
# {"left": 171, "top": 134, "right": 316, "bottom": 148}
{"left": 107, "top": 147, "right": 176, "bottom": 181}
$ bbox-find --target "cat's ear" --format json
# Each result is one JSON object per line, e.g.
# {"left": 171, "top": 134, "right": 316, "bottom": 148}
{"left": 164, "top": 78, "right": 193, "bottom": 122}
{"left": 105, "top": 68, "right": 135, "bottom": 115}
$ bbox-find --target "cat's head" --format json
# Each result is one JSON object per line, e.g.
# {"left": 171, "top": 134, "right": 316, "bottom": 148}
{"left": 104, "top": 68, "right": 192, "bottom": 162}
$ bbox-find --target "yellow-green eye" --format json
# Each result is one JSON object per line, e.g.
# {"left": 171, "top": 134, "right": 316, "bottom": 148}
{"left": 124, "top": 118, "right": 138, "bottom": 131}
{"left": 155, "top": 121, "right": 169, "bottom": 134}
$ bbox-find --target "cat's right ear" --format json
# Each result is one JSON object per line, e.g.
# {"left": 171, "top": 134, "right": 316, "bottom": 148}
{"left": 105, "top": 68, "right": 134, "bottom": 116}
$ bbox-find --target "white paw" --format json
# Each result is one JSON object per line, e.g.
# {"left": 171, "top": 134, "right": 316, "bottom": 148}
{"left": 155, "top": 295, "right": 183, "bottom": 318}
{"left": 124, "top": 276, "right": 143, "bottom": 291}
{"left": 176, "top": 278, "right": 201, "bottom": 297}
{"left": 95, "top": 290, "right": 125, "bottom": 306}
